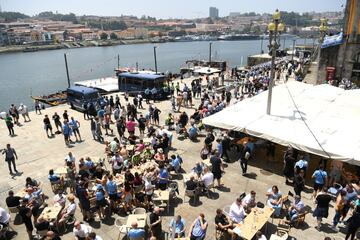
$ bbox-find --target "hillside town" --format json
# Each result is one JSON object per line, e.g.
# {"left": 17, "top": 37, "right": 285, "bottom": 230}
{"left": 0, "top": 7, "right": 344, "bottom": 51}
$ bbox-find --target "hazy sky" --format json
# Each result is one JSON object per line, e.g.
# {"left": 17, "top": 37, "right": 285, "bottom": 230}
{"left": 1, "top": 0, "right": 345, "bottom": 19}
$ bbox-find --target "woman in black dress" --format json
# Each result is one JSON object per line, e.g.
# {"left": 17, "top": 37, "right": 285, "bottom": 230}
{"left": 283, "top": 148, "right": 295, "bottom": 184}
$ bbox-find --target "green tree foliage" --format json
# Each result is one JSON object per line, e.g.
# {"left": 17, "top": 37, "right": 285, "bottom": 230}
{"left": 280, "top": 11, "right": 312, "bottom": 27}
{"left": 37, "top": 11, "right": 78, "bottom": 24}
{"left": 100, "top": 32, "right": 108, "bottom": 40}
{"left": 110, "top": 32, "right": 118, "bottom": 39}
{"left": 0, "top": 11, "right": 29, "bottom": 22}
{"left": 85, "top": 20, "right": 127, "bottom": 31}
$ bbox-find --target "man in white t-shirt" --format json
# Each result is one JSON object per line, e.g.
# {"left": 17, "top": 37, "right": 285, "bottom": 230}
{"left": 73, "top": 221, "right": 92, "bottom": 239}
{"left": 242, "top": 191, "right": 257, "bottom": 212}
{"left": 229, "top": 197, "right": 246, "bottom": 223}
{"left": 201, "top": 168, "right": 214, "bottom": 188}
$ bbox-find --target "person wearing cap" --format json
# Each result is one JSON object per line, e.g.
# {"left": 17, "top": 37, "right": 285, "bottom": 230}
{"left": 287, "top": 195, "right": 305, "bottom": 223}
{"left": 95, "top": 184, "right": 107, "bottom": 220}
{"left": 127, "top": 221, "right": 145, "bottom": 240}
{"left": 154, "top": 148, "right": 166, "bottom": 163}
{"left": 229, "top": 197, "right": 246, "bottom": 224}
{"left": 242, "top": 191, "right": 257, "bottom": 213}
{"left": 18, "top": 103, "right": 31, "bottom": 122}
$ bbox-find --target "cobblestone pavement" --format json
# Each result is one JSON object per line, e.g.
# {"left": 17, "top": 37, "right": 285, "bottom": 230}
{"left": 0, "top": 77, "right": 349, "bottom": 240}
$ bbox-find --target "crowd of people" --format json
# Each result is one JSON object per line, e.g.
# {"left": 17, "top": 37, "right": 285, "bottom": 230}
{"left": 1, "top": 59, "right": 360, "bottom": 240}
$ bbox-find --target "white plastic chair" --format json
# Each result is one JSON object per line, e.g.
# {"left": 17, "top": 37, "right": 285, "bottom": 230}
{"left": 132, "top": 207, "right": 146, "bottom": 214}
{"left": 115, "top": 216, "right": 128, "bottom": 240}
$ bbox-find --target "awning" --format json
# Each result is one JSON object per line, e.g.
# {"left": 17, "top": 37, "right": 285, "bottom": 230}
{"left": 321, "top": 32, "right": 343, "bottom": 49}
{"left": 203, "top": 81, "right": 360, "bottom": 166}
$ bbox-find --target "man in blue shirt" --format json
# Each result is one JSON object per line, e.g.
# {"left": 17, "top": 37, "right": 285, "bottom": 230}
{"left": 62, "top": 120, "right": 72, "bottom": 146}
{"left": 127, "top": 221, "right": 145, "bottom": 240}
{"left": 294, "top": 154, "right": 309, "bottom": 175}
{"left": 169, "top": 155, "right": 181, "bottom": 172}
{"left": 169, "top": 215, "right": 186, "bottom": 238}
{"left": 188, "top": 124, "right": 198, "bottom": 141}
{"left": 106, "top": 175, "right": 118, "bottom": 210}
{"left": 312, "top": 164, "right": 327, "bottom": 198}
{"left": 158, "top": 164, "right": 169, "bottom": 190}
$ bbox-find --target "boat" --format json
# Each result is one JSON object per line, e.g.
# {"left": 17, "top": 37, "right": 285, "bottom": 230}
{"left": 23, "top": 47, "right": 39, "bottom": 52}
{"left": 218, "top": 34, "right": 260, "bottom": 41}
{"left": 31, "top": 91, "right": 67, "bottom": 106}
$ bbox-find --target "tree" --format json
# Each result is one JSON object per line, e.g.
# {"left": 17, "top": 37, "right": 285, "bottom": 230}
{"left": 100, "top": 32, "right": 108, "bottom": 40}
{"left": 0, "top": 11, "right": 29, "bottom": 22}
{"left": 110, "top": 32, "right": 118, "bottom": 40}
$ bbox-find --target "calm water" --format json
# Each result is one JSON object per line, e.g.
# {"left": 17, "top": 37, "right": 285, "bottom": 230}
{"left": 0, "top": 38, "right": 312, "bottom": 110}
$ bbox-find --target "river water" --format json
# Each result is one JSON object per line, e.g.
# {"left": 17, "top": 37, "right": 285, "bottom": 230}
{"left": 0, "top": 38, "right": 312, "bottom": 110}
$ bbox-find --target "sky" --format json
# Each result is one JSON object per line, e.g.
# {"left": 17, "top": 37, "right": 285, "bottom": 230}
{"left": 1, "top": 0, "right": 345, "bottom": 19}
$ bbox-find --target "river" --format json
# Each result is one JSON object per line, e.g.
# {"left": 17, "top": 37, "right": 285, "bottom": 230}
{"left": 0, "top": 38, "right": 312, "bottom": 110}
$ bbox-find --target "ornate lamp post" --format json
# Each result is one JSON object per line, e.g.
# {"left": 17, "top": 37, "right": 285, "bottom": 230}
{"left": 266, "top": 9, "right": 285, "bottom": 115}
{"left": 319, "top": 18, "right": 328, "bottom": 44}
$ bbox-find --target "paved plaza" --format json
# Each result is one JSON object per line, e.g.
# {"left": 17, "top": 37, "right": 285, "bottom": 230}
{"left": 0, "top": 77, "right": 351, "bottom": 240}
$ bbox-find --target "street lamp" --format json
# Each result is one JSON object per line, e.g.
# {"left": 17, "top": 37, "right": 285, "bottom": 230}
{"left": 319, "top": 18, "right": 328, "bottom": 44}
{"left": 266, "top": 9, "right": 285, "bottom": 115}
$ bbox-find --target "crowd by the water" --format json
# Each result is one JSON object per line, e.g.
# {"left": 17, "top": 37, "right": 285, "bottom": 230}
{"left": 1, "top": 59, "right": 360, "bottom": 240}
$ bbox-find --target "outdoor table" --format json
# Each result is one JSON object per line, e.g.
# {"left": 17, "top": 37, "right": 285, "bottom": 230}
{"left": 54, "top": 167, "right": 68, "bottom": 176}
{"left": 15, "top": 188, "right": 27, "bottom": 198}
{"left": 126, "top": 213, "right": 147, "bottom": 228}
{"left": 153, "top": 190, "right": 170, "bottom": 212}
{"left": 40, "top": 205, "right": 63, "bottom": 222}
{"left": 233, "top": 206, "right": 274, "bottom": 240}
{"left": 143, "top": 138, "right": 151, "bottom": 145}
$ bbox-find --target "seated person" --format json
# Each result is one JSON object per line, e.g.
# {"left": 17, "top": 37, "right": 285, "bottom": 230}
{"left": 158, "top": 163, "right": 169, "bottom": 190}
{"left": 133, "top": 172, "right": 143, "bottom": 187}
{"left": 201, "top": 167, "right": 214, "bottom": 188}
{"left": 165, "top": 113, "right": 175, "bottom": 129}
{"left": 154, "top": 148, "right": 166, "bottom": 162}
{"left": 65, "top": 152, "right": 76, "bottom": 167}
{"left": 242, "top": 191, "right": 257, "bottom": 213}
{"left": 215, "top": 209, "right": 236, "bottom": 239}
{"left": 35, "top": 216, "right": 50, "bottom": 232}
{"left": 229, "top": 197, "right": 246, "bottom": 224}
{"left": 58, "top": 194, "right": 76, "bottom": 224}
{"left": 266, "top": 185, "right": 283, "bottom": 217}
{"left": 127, "top": 221, "right": 145, "bottom": 240}
{"left": 192, "top": 162, "right": 203, "bottom": 177}
{"left": 175, "top": 123, "right": 187, "bottom": 137}
{"left": 287, "top": 195, "right": 305, "bottom": 223}
{"left": 6, "top": 190, "right": 21, "bottom": 208}
{"left": 169, "top": 215, "right": 186, "bottom": 238}
{"left": 78, "top": 163, "right": 90, "bottom": 182}
{"left": 188, "top": 124, "right": 198, "bottom": 140}
{"left": 135, "top": 140, "right": 145, "bottom": 152}
{"left": 48, "top": 169, "right": 61, "bottom": 185}
{"left": 25, "top": 177, "right": 39, "bottom": 188}
{"left": 84, "top": 157, "right": 95, "bottom": 173}
{"left": 53, "top": 189, "right": 66, "bottom": 208}
{"left": 169, "top": 154, "right": 181, "bottom": 172}
{"left": 0, "top": 207, "right": 11, "bottom": 227}
{"left": 186, "top": 176, "right": 198, "bottom": 191}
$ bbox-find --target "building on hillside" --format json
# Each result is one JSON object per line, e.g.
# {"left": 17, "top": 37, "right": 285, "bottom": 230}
{"left": 117, "top": 27, "right": 148, "bottom": 39}
{"left": 209, "top": 7, "right": 219, "bottom": 19}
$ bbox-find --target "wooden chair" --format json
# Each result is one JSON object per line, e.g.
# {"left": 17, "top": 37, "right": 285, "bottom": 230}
{"left": 7, "top": 206, "right": 21, "bottom": 223}
{"left": 205, "top": 183, "right": 216, "bottom": 199}
{"left": 293, "top": 210, "right": 309, "bottom": 228}
{"left": 184, "top": 189, "right": 197, "bottom": 205}
{"left": 214, "top": 223, "right": 224, "bottom": 240}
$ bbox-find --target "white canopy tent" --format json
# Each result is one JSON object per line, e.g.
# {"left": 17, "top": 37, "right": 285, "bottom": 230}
{"left": 203, "top": 81, "right": 360, "bottom": 166}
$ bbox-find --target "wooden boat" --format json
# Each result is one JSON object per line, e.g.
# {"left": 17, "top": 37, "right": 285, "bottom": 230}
{"left": 31, "top": 91, "right": 67, "bottom": 106}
